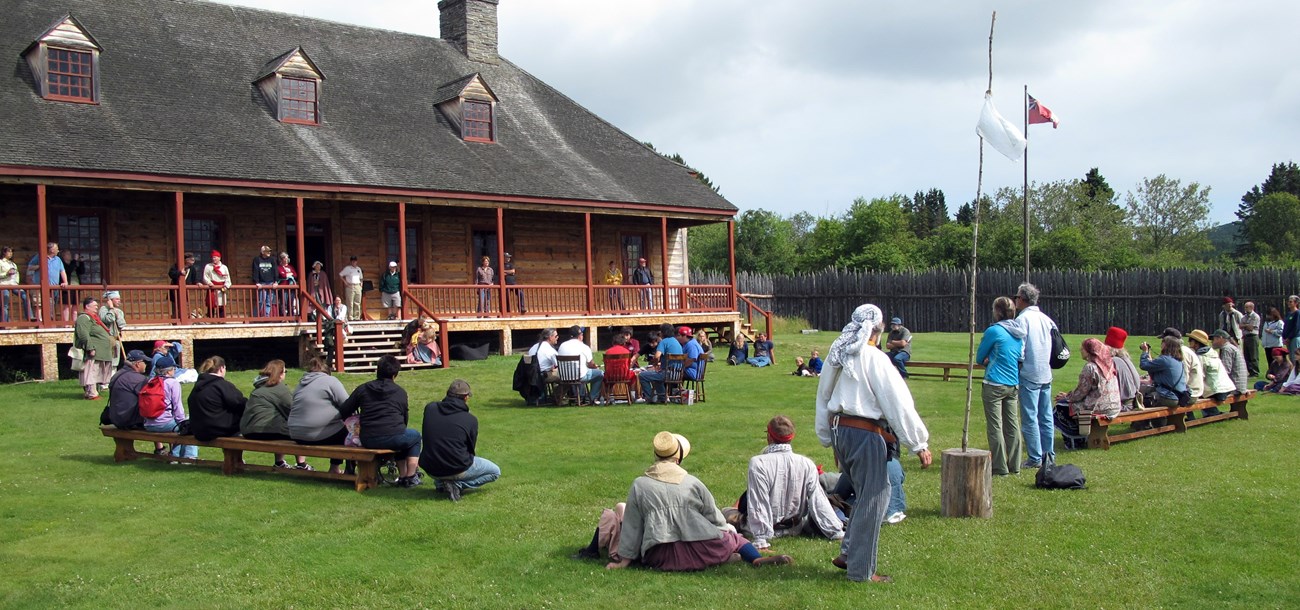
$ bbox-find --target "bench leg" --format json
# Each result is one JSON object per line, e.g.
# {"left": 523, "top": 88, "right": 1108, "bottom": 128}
{"left": 355, "top": 461, "right": 379, "bottom": 492}
{"left": 1232, "top": 400, "right": 1249, "bottom": 421}
{"left": 942, "top": 367, "right": 951, "bottom": 382}
{"left": 1087, "top": 424, "right": 1110, "bottom": 450}
{"left": 112, "top": 437, "right": 139, "bottom": 462}
{"left": 1170, "top": 411, "right": 1188, "bottom": 433}
{"left": 222, "top": 449, "right": 245, "bottom": 475}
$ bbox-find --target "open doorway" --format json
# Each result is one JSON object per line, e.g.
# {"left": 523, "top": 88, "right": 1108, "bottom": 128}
{"left": 286, "top": 219, "right": 331, "bottom": 275}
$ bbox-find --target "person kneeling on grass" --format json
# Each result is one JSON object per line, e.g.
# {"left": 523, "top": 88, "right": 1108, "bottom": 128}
{"left": 599, "top": 431, "right": 792, "bottom": 571}
{"left": 240, "top": 360, "right": 312, "bottom": 471}
{"left": 143, "top": 356, "right": 198, "bottom": 462}
{"left": 189, "top": 356, "right": 248, "bottom": 442}
{"left": 420, "top": 380, "right": 499, "bottom": 502}
{"left": 340, "top": 355, "right": 423, "bottom": 488}
{"left": 288, "top": 356, "right": 352, "bottom": 475}
{"left": 1256, "top": 347, "right": 1291, "bottom": 392}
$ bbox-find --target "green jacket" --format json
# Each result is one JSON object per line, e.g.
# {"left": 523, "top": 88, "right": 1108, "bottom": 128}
{"left": 73, "top": 314, "right": 114, "bottom": 362}
{"left": 379, "top": 271, "right": 401, "bottom": 294}
{"left": 240, "top": 378, "right": 294, "bottom": 436}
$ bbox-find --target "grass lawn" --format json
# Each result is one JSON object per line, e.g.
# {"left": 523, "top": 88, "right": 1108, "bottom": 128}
{"left": 2, "top": 331, "right": 1298, "bottom": 609}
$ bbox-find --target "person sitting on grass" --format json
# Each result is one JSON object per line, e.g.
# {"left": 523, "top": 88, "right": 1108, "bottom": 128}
{"left": 808, "top": 349, "right": 823, "bottom": 375}
{"left": 792, "top": 356, "right": 813, "bottom": 377}
{"left": 1256, "top": 347, "right": 1291, "bottom": 392}
{"left": 143, "top": 356, "right": 198, "bottom": 462}
{"left": 695, "top": 329, "right": 714, "bottom": 362}
{"left": 726, "top": 416, "right": 843, "bottom": 550}
{"left": 240, "top": 360, "right": 311, "bottom": 471}
{"left": 340, "top": 355, "right": 423, "bottom": 488}
{"left": 420, "top": 380, "right": 499, "bottom": 502}
{"left": 1053, "top": 338, "right": 1122, "bottom": 449}
{"left": 600, "top": 431, "right": 792, "bottom": 571}
{"left": 749, "top": 333, "right": 775, "bottom": 367}
{"left": 726, "top": 333, "right": 748, "bottom": 365}
{"left": 188, "top": 356, "right": 248, "bottom": 442}
{"left": 289, "top": 356, "right": 351, "bottom": 475}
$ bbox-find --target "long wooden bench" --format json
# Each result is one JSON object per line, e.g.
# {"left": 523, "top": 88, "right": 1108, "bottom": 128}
{"left": 908, "top": 361, "right": 986, "bottom": 382}
{"left": 99, "top": 425, "right": 397, "bottom": 492}
{"left": 1079, "top": 390, "right": 1254, "bottom": 450}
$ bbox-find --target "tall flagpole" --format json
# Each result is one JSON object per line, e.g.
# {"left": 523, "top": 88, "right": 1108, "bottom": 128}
{"left": 1022, "top": 85, "right": 1030, "bottom": 283}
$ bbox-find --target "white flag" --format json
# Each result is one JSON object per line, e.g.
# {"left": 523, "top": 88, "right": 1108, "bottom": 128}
{"left": 976, "top": 92, "right": 1026, "bottom": 161}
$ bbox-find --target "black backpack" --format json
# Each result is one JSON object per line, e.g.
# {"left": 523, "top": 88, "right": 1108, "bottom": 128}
{"left": 1035, "top": 463, "right": 1086, "bottom": 490}
{"left": 1049, "top": 326, "right": 1071, "bottom": 369}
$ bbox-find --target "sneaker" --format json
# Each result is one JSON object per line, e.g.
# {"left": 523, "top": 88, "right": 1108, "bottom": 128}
{"left": 397, "top": 476, "right": 419, "bottom": 488}
{"left": 274, "top": 460, "right": 292, "bottom": 469}
{"left": 884, "top": 511, "right": 906, "bottom": 525}
{"left": 294, "top": 462, "right": 315, "bottom": 472}
{"left": 1021, "top": 459, "right": 1042, "bottom": 469}
{"left": 634, "top": 398, "right": 647, "bottom": 404}
{"left": 441, "top": 479, "right": 462, "bottom": 502}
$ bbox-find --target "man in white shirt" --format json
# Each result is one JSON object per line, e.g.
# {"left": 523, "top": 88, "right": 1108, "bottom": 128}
{"left": 815, "top": 303, "right": 931, "bottom": 584}
{"left": 1013, "top": 282, "right": 1059, "bottom": 469}
{"left": 739, "top": 415, "right": 843, "bottom": 550}
{"left": 338, "top": 256, "right": 363, "bottom": 321}
{"left": 557, "top": 325, "right": 604, "bottom": 402}
{"left": 527, "top": 328, "right": 560, "bottom": 382}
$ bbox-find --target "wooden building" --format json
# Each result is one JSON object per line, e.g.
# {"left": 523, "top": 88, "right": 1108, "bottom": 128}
{"left": 0, "top": 0, "right": 750, "bottom": 378}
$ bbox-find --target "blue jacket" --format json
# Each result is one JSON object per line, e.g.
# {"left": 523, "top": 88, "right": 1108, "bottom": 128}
{"left": 1140, "top": 353, "right": 1187, "bottom": 400}
{"left": 977, "top": 320, "right": 1025, "bottom": 387}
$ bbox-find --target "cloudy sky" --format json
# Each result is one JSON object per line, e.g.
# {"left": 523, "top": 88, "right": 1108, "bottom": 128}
{"left": 214, "top": 0, "right": 1300, "bottom": 225}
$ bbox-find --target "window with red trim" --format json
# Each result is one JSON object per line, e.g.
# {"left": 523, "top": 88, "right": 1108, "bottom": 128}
{"left": 46, "top": 48, "right": 94, "bottom": 102}
{"left": 280, "top": 77, "right": 318, "bottom": 125}
{"left": 463, "top": 100, "right": 493, "bottom": 142}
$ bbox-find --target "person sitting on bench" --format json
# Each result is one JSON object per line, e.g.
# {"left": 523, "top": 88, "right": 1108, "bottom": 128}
{"left": 288, "top": 356, "right": 351, "bottom": 475}
{"left": 1104, "top": 327, "right": 1141, "bottom": 412}
{"left": 1054, "top": 338, "right": 1122, "bottom": 449}
{"left": 340, "top": 355, "right": 423, "bottom": 488}
{"left": 189, "top": 356, "right": 248, "bottom": 442}
{"left": 1186, "top": 329, "right": 1236, "bottom": 420}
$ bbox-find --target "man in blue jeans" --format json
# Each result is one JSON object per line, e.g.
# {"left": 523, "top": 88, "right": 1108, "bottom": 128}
{"left": 884, "top": 317, "right": 912, "bottom": 378}
{"left": 1013, "top": 282, "right": 1058, "bottom": 469}
{"left": 340, "top": 355, "right": 423, "bottom": 488}
{"left": 420, "top": 379, "right": 500, "bottom": 501}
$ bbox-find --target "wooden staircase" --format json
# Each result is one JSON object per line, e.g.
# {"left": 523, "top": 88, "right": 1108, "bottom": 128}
{"left": 316, "top": 320, "right": 442, "bottom": 374}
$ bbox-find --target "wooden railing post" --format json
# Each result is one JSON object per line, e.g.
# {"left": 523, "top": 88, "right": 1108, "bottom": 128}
{"left": 295, "top": 197, "right": 307, "bottom": 320}
{"left": 496, "top": 207, "right": 507, "bottom": 316}
{"left": 175, "top": 191, "right": 187, "bottom": 323}
{"left": 36, "top": 184, "right": 49, "bottom": 327}
{"left": 727, "top": 220, "right": 737, "bottom": 311}
{"left": 660, "top": 217, "right": 670, "bottom": 313}
{"left": 398, "top": 202, "right": 408, "bottom": 320}
{"left": 584, "top": 213, "right": 594, "bottom": 315}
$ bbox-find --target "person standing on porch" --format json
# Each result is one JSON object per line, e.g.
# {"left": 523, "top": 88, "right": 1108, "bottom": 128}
{"left": 277, "top": 252, "right": 299, "bottom": 317}
{"left": 380, "top": 261, "right": 402, "bottom": 320}
{"left": 631, "top": 257, "right": 654, "bottom": 310}
{"left": 202, "top": 251, "right": 230, "bottom": 318}
{"left": 168, "top": 252, "right": 200, "bottom": 319}
{"left": 27, "top": 242, "right": 67, "bottom": 322}
{"left": 58, "top": 249, "right": 85, "bottom": 322}
{"left": 475, "top": 256, "right": 495, "bottom": 314}
{"left": 0, "top": 246, "right": 32, "bottom": 322}
{"left": 503, "top": 253, "right": 526, "bottom": 314}
{"left": 252, "top": 245, "right": 278, "bottom": 318}
{"left": 306, "top": 261, "right": 333, "bottom": 312}
{"left": 338, "top": 256, "right": 363, "bottom": 321}
{"left": 603, "top": 260, "right": 624, "bottom": 311}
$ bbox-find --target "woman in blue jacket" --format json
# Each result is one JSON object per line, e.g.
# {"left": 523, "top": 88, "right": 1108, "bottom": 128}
{"left": 976, "top": 296, "right": 1027, "bottom": 476}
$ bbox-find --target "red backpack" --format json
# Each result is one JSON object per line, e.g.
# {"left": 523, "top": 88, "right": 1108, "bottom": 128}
{"left": 138, "top": 377, "right": 168, "bottom": 419}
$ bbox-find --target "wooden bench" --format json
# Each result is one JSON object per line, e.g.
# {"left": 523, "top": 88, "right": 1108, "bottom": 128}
{"left": 1080, "top": 390, "right": 1254, "bottom": 450}
{"left": 99, "top": 425, "right": 396, "bottom": 492}
{"left": 908, "top": 361, "right": 986, "bottom": 382}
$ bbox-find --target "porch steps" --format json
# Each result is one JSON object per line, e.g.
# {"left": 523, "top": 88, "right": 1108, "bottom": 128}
{"left": 318, "top": 320, "right": 441, "bottom": 374}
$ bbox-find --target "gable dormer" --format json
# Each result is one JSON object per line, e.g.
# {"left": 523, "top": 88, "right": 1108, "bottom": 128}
{"left": 254, "top": 47, "right": 326, "bottom": 125}
{"left": 23, "top": 14, "right": 103, "bottom": 104}
{"left": 433, "top": 73, "right": 498, "bottom": 143}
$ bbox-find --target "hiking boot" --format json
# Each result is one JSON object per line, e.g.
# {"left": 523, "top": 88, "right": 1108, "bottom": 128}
{"left": 398, "top": 475, "right": 422, "bottom": 488}
{"left": 441, "top": 479, "right": 462, "bottom": 502}
{"left": 753, "top": 555, "right": 793, "bottom": 567}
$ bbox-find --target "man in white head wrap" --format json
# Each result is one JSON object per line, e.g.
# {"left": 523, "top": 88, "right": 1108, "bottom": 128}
{"left": 815, "top": 303, "right": 932, "bottom": 584}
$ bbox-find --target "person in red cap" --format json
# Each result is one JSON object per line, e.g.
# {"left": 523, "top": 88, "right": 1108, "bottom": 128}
{"left": 1218, "top": 297, "right": 1242, "bottom": 345}
{"left": 1257, "top": 347, "right": 1293, "bottom": 392}
{"left": 676, "top": 326, "right": 705, "bottom": 382}
{"left": 1104, "top": 327, "right": 1141, "bottom": 411}
{"left": 202, "top": 250, "right": 229, "bottom": 317}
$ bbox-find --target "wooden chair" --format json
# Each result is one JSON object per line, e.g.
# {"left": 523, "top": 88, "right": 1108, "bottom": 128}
{"left": 556, "top": 354, "right": 590, "bottom": 406}
{"left": 602, "top": 352, "right": 636, "bottom": 404}
{"left": 683, "top": 355, "right": 708, "bottom": 403}
{"left": 662, "top": 353, "right": 688, "bottom": 403}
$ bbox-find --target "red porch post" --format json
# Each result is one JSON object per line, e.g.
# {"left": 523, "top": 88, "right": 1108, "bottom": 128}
{"left": 36, "top": 184, "right": 49, "bottom": 326}
{"left": 728, "top": 219, "right": 737, "bottom": 311}
{"left": 584, "top": 213, "right": 594, "bottom": 315}
{"left": 175, "top": 192, "right": 187, "bottom": 323}
{"left": 398, "top": 201, "right": 408, "bottom": 320}
{"left": 660, "top": 217, "right": 670, "bottom": 314}
{"left": 295, "top": 197, "right": 306, "bottom": 320}
{"left": 496, "top": 207, "right": 507, "bottom": 316}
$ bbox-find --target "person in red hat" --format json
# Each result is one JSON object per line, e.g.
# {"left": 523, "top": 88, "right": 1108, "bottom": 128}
{"left": 1104, "top": 327, "right": 1141, "bottom": 411}
{"left": 1257, "top": 347, "right": 1293, "bottom": 392}
{"left": 202, "top": 250, "right": 229, "bottom": 317}
{"left": 1218, "top": 297, "right": 1242, "bottom": 345}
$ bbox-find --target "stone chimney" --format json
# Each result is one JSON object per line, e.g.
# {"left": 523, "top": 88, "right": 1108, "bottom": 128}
{"left": 438, "top": 0, "right": 499, "bottom": 65}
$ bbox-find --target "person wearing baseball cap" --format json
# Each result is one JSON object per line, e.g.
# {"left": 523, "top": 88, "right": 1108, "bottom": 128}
{"left": 252, "top": 245, "right": 278, "bottom": 318}
{"left": 884, "top": 317, "right": 912, "bottom": 378}
{"left": 601, "top": 431, "right": 793, "bottom": 571}
{"left": 380, "top": 261, "right": 402, "bottom": 320}
{"left": 420, "top": 380, "right": 499, "bottom": 502}
{"left": 630, "top": 257, "right": 654, "bottom": 309}
{"left": 677, "top": 326, "right": 705, "bottom": 384}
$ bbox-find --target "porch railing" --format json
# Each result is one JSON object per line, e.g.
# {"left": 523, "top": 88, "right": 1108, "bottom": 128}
{"left": 0, "top": 284, "right": 304, "bottom": 329}
{"left": 403, "top": 284, "right": 734, "bottom": 318}
{"left": 738, "top": 293, "right": 773, "bottom": 339}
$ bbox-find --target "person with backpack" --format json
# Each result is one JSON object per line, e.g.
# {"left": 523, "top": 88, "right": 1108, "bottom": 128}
{"left": 142, "top": 356, "right": 198, "bottom": 461}
{"left": 1012, "top": 282, "right": 1061, "bottom": 469}
{"left": 104, "top": 349, "right": 167, "bottom": 456}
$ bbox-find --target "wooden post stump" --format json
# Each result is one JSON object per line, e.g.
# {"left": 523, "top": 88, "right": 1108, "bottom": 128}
{"left": 940, "top": 448, "right": 992, "bottom": 518}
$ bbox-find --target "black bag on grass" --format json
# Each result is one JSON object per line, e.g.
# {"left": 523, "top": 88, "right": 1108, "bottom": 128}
{"left": 1035, "top": 463, "right": 1086, "bottom": 490}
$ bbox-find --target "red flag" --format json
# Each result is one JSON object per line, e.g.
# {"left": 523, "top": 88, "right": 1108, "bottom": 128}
{"left": 1028, "top": 93, "right": 1059, "bottom": 128}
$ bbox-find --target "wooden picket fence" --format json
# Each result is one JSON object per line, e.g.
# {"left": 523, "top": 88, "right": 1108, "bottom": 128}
{"left": 695, "top": 268, "right": 1300, "bottom": 335}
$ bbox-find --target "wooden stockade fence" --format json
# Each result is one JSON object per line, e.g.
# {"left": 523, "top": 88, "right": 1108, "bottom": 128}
{"left": 695, "top": 268, "right": 1300, "bottom": 336}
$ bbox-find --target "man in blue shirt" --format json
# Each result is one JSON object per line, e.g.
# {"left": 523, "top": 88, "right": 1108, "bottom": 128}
{"left": 27, "top": 242, "right": 67, "bottom": 321}
{"left": 678, "top": 326, "right": 704, "bottom": 380}
{"left": 640, "top": 324, "right": 684, "bottom": 403}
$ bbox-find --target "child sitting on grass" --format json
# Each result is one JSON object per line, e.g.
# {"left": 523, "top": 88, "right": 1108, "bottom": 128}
{"left": 792, "top": 356, "right": 814, "bottom": 377}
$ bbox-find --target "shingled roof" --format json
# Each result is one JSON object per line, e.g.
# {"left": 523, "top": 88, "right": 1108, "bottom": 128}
{"left": 0, "top": 0, "right": 736, "bottom": 214}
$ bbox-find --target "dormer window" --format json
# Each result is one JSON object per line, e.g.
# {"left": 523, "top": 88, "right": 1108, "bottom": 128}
{"left": 434, "top": 73, "right": 499, "bottom": 143}
{"left": 23, "top": 15, "right": 103, "bottom": 104}
{"left": 255, "top": 48, "right": 325, "bottom": 125}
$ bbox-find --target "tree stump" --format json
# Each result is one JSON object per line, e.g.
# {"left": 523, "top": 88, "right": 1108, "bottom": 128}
{"left": 940, "top": 448, "right": 992, "bottom": 518}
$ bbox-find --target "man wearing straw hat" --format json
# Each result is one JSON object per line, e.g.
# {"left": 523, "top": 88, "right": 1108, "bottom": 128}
{"left": 815, "top": 303, "right": 931, "bottom": 584}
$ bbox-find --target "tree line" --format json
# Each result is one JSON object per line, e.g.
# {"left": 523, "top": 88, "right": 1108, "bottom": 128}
{"left": 687, "top": 163, "right": 1300, "bottom": 275}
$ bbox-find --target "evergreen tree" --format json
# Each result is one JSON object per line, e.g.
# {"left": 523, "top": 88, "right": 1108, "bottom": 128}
{"left": 1237, "top": 161, "right": 1300, "bottom": 257}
